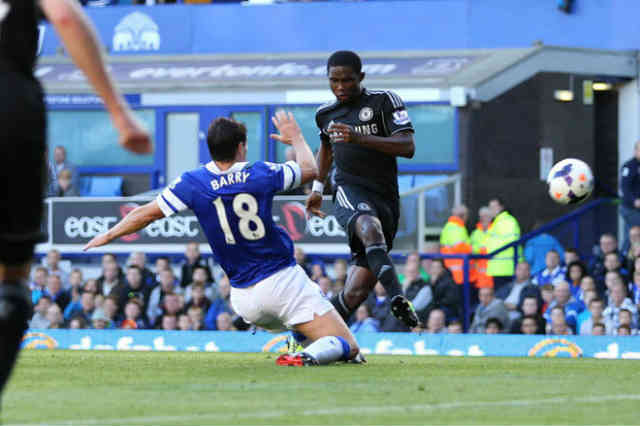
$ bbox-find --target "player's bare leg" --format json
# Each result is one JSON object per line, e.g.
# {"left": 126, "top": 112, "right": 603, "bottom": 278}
{"left": 0, "top": 262, "right": 32, "bottom": 397}
{"left": 277, "top": 310, "right": 359, "bottom": 366}
{"left": 331, "top": 265, "right": 376, "bottom": 321}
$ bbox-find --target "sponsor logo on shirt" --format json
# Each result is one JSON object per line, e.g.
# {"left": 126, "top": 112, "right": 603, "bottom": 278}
{"left": 392, "top": 109, "right": 411, "bottom": 125}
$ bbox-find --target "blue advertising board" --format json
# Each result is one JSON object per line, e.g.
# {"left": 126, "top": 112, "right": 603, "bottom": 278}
{"left": 38, "top": 2, "right": 640, "bottom": 56}
{"left": 23, "top": 330, "right": 640, "bottom": 360}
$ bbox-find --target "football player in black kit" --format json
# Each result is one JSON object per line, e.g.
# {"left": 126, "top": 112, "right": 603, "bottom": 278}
{"left": 306, "top": 51, "right": 420, "bottom": 330}
{"left": 0, "top": 0, "right": 150, "bottom": 404}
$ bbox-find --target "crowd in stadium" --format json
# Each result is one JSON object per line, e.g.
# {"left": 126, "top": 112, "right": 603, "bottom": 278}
{"left": 28, "top": 219, "right": 640, "bottom": 336}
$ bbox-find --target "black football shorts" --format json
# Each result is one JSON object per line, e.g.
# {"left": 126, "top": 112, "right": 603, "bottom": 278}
{"left": 332, "top": 183, "right": 399, "bottom": 268}
{"left": 0, "top": 71, "right": 46, "bottom": 265}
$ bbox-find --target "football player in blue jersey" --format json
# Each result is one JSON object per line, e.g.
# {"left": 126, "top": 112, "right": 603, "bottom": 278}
{"left": 85, "top": 111, "right": 360, "bottom": 366}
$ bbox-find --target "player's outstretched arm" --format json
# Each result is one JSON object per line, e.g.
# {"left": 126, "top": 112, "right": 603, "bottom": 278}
{"left": 270, "top": 110, "right": 318, "bottom": 184}
{"left": 40, "top": 0, "right": 151, "bottom": 155}
{"left": 83, "top": 201, "right": 164, "bottom": 251}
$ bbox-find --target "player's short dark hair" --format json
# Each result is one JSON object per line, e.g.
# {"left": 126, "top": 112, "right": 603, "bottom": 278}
{"left": 207, "top": 117, "right": 247, "bottom": 162}
{"left": 327, "top": 50, "right": 362, "bottom": 74}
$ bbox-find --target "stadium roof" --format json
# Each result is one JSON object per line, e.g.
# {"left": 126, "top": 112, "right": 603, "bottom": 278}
{"left": 38, "top": 45, "right": 638, "bottom": 103}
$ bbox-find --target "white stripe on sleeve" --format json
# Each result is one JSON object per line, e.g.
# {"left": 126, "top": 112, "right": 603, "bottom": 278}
{"left": 162, "top": 188, "right": 188, "bottom": 212}
{"left": 156, "top": 194, "right": 175, "bottom": 217}
{"left": 283, "top": 161, "right": 303, "bottom": 190}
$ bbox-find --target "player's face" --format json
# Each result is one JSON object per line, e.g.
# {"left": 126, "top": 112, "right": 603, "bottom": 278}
{"left": 328, "top": 66, "right": 363, "bottom": 103}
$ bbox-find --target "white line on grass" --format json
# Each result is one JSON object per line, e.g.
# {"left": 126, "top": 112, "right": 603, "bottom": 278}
{"left": 6, "top": 393, "right": 640, "bottom": 426}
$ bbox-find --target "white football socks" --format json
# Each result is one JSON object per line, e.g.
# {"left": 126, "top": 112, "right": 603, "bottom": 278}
{"left": 302, "top": 336, "right": 350, "bottom": 365}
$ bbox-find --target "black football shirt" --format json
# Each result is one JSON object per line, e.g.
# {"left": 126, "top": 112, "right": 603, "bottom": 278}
{"left": 0, "top": 0, "right": 40, "bottom": 76}
{"left": 315, "top": 88, "right": 414, "bottom": 200}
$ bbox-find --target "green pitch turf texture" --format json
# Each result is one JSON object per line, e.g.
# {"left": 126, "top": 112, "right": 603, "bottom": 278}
{"left": 3, "top": 350, "right": 639, "bottom": 425}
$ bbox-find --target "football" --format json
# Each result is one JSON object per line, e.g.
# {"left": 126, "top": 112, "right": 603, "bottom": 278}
{"left": 547, "top": 158, "right": 594, "bottom": 205}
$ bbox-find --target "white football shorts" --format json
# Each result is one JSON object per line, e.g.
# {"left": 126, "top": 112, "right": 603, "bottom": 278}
{"left": 229, "top": 265, "right": 333, "bottom": 332}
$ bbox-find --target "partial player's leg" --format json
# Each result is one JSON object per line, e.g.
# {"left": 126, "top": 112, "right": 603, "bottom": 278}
{"left": 277, "top": 309, "right": 359, "bottom": 366}
{"left": 331, "top": 264, "right": 376, "bottom": 322}
{"left": 0, "top": 74, "right": 46, "bottom": 402}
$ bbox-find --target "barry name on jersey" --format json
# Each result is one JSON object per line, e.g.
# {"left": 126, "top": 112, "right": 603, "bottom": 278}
{"left": 210, "top": 171, "right": 251, "bottom": 190}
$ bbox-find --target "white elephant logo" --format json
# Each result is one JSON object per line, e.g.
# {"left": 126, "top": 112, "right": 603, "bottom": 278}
{"left": 112, "top": 12, "right": 160, "bottom": 52}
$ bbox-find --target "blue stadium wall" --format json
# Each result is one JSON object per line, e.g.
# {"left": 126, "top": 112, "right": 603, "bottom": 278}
{"left": 40, "top": 1, "right": 640, "bottom": 56}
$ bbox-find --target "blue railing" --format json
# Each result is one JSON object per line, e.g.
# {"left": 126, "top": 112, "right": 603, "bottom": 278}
{"left": 418, "top": 197, "right": 618, "bottom": 330}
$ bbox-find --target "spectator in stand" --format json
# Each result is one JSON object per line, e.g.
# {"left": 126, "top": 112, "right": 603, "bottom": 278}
{"left": 154, "top": 256, "right": 171, "bottom": 282}
{"left": 120, "top": 265, "right": 152, "bottom": 314}
{"left": 349, "top": 304, "right": 379, "bottom": 333}
{"left": 485, "top": 318, "right": 503, "bottom": 334}
{"left": 30, "top": 296, "right": 53, "bottom": 329}
{"left": 178, "top": 314, "right": 193, "bottom": 331}
{"left": 564, "top": 248, "right": 581, "bottom": 267}
{"left": 399, "top": 251, "right": 429, "bottom": 284}
{"left": 589, "top": 233, "right": 622, "bottom": 292}
{"left": 184, "top": 265, "right": 218, "bottom": 303}
{"left": 419, "top": 259, "right": 460, "bottom": 323}
{"left": 161, "top": 314, "right": 178, "bottom": 331}
{"left": 592, "top": 323, "right": 606, "bottom": 336}
{"left": 540, "top": 283, "right": 554, "bottom": 314}
{"left": 204, "top": 275, "right": 233, "bottom": 330}
{"left": 470, "top": 206, "right": 493, "bottom": 289}
{"left": 120, "top": 299, "right": 147, "bottom": 329}
{"left": 618, "top": 309, "right": 635, "bottom": 335}
{"left": 603, "top": 271, "right": 626, "bottom": 304}
{"left": 565, "top": 261, "right": 588, "bottom": 299}
{"left": 520, "top": 315, "right": 540, "bottom": 335}
{"left": 425, "top": 308, "right": 446, "bottom": 334}
{"left": 401, "top": 259, "right": 428, "bottom": 302}
{"left": 627, "top": 244, "right": 640, "bottom": 277}
{"left": 577, "top": 275, "right": 596, "bottom": 304}
{"left": 496, "top": 261, "right": 532, "bottom": 323}
{"left": 180, "top": 242, "right": 212, "bottom": 288}
{"left": 46, "top": 304, "right": 64, "bottom": 329}
{"left": 629, "top": 268, "right": 640, "bottom": 308}
{"left": 68, "top": 269, "right": 84, "bottom": 303}
{"left": 618, "top": 324, "right": 632, "bottom": 335}
{"left": 128, "top": 251, "right": 156, "bottom": 289}
{"left": 579, "top": 298, "right": 607, "bottom": 335}
{"left": 439, "top": 204, "right": 473, "bottom": 286}
{"left": 43, "top": 274, "right": 70, "bottom": 311}
{"left": 69, "top": 316, "right": 87, "bottom": 330}
{"left": 623, "top": 225, "right": 640, "bottom": 263}
{"left": 316, "top": 277, "right": 333, "bottom": 299}
{"left": 620, "top": 141, "right": 640, "bottom": 249}
{"left": 160, "top": 293, "right": 184, "bottom": 324}
{"left": 469, "top": 287, "right": 509, "bottom": 333}
{"left": 548, "top": 306, "right": 573, "bottom": 335}
{"left": 51, "top": 145, "right": 78, "bottom": 191}
{"left": 216, "top": 312, "right": 235, "bottom": 331}
{"left": 366, "top": 282, "right": 391, "bottom": 327}
{"left": 447, "top": 320, "right": 463, "bottom": 334}
{"left": 603, "top": 281, "right": 638, "bottom": 331}
{"left": 187, "top": 306, "right": 205, "bottom": 330}
{"left": 148, "top": 268, "right": 182, "bottom": 325}
{"left": 332, "top": 258, "right": 348, "bottom": 284}
{"left": 93, "top": 294, "right": 104, "bottom": 311}
{"left": 603, "top": 251, "right": 629, "bottom": 284}
{"left": 102, "top": 296, "right": 120, "bottom": 325}
{"left": 510, "top": 296, "right": 546, "bottom": 334}
{"left": 524, "top": 220, "right": 565, "bottom": 276}
{"left": 45, "top": 249, "right": 69, "bottom": 288}
{"left": 55, "top": 169, "right": 79, "bottom": 197}
{"left": 310, "top": 261, "right": 327, "bottom": 283}
{"left": 486, "top": 197, "right": 521, "bottom": 291}
{"left": 543, "top": 281, "right": 584, "bottom": 333}
{"left": 420, "top": 242, "right": 440, "bottom": 284}
{"left": 97, "top": 259, "right": 126, "bottom": 301}
{"left": 294, "top": 246, "right": 311, "bottom": 277}
{"left": 532, "top": 250, "right": 565, "bottom": 286}
{"left": 63, "top": 290, "right": 95, "bottom": 323}
{"left": 576, "top": 289, "right": 599, "bottom": 332}
{"left": 184, "top": 282, "right": 212, "bottom": 314}
{"left": 30, "top": 266, "right": 49, "bottom": 304}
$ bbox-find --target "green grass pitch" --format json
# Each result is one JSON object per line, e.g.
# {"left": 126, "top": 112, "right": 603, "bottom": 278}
{"left": 2, "top": 350, "right": 640, "bottom": 425}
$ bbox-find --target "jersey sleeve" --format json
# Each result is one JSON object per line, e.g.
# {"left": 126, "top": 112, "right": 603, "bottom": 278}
{"left": 381, "top": 91, "right": 414, "bottom": 136}
{"left": 156, "top": 174, "right": 193, "bottom": 217}
{"left": 315, "top": 112, "right": 331, "bottom": 146}
{"left": 263, "top": 161, "right": 303, "bottom": 193}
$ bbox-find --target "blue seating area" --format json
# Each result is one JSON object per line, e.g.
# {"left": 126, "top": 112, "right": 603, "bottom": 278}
{"left": 79, "top": 176, "right": 123, "bottom": 197}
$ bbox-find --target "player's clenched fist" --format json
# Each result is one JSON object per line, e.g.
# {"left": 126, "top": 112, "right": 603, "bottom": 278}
{"left": 328, "top": 122, "right": 360, "bottom": 144}
{"left": 305, "top": 191, "right": 326, "bottom": 218}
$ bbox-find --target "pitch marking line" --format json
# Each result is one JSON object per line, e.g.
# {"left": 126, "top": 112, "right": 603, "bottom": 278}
{"left": 6, "top": 393, "right": 640, "bottom": 426}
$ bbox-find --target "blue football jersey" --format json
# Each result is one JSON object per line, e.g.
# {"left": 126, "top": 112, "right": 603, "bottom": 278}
{"left": 156, "top": 160, "right": 302, "bottom": 288}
